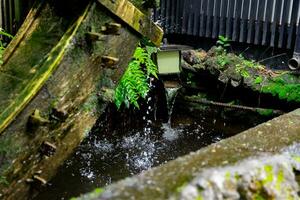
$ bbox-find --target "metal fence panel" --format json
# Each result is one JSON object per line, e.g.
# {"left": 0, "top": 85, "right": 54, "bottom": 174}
{"left": 157, "top": 0, "right": 300, "bottom": 51}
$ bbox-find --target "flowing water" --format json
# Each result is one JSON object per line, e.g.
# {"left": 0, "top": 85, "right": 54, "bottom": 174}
{"left": 165, "top": 87, "right": 181, "bottom": 123}
{"left": 35, "top": 88, "right": 269, "bottom": 200}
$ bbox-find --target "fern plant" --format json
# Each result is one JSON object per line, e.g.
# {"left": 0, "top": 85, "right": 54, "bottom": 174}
{"left": 217, "top": 35, "right": 230, "bottom": 49}
{"left": 115, "top": 43, "right": 158, "bottom": 109}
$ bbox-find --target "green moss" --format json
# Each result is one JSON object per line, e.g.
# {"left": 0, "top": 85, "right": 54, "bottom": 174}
{"left": 253, "top": 193, "right": 266, "bottom": 200}
{"left": 131, "top": 0, "right": 160, "bottom": 11}
{"left": 257, "top": 109, "right": 274, "bottom": 117}
{"left": 225, "top": 171, "right": 231, "bottom": 180}
{"left": 195, "top": 195, "right": 204, "bottom": 200}
{"left": 291, "top": 155, "right": 300, "bottom": 163}
{"left": 176, "top": 182, "right": 188, "bottom": 193}
{"left": 0, "top": 137, "right": 19, "bottom": 173}
{"left": 263, "top": 165, "right": 274, "bottom": 184}
{"left": 0, "top": 4, "right": 91, "bottom": 134}
{"left": 251, "top": 180, "right": 269, "bottom": 200}
{"left": 276, "top": 168, "right": 284, "bottom": 191}
{"left": 255, "top": 76, "right": 263, "bottom": 84}
{"left": 261, "top": 82, "right": 300, "bottom": 102}
{"left": 82, "top": 93, "right": 99, "bottom": 113}
{"left": 234, "top": 172, "right": 241, "bottom": 181}
{"left": 71, "top": 188, "right": 104, "bottom": 200}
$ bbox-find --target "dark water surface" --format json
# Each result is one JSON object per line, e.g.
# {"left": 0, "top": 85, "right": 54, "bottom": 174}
{"left": 35, "top": 107, "right": 267, "bottom": 200}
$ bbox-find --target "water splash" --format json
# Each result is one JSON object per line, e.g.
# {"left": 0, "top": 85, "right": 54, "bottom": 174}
{"left": 123, "top": 78, "right": 158, "bottom": 173}
{"left": 121, "top": 132, "right": 156, "bottom": 174}
{"left": 162, "top": 123, "right": 180, "bottom": 141}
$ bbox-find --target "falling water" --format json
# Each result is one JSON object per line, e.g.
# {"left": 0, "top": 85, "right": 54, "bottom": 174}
{"left": 165, "top": 87, "right": 181, "bottom": 123}
{"left": 162, "top": 87, "right": 181, "bottom": 141}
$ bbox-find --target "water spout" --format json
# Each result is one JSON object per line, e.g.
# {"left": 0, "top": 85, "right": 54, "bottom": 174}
{"left": 165, "top": 87, "right": 181, "bottom": 124}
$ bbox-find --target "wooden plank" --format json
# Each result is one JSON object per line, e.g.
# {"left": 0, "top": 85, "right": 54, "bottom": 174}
{"left": 97, "top": 0, "right": 163, "bottom": 46}
{"left": 2, "top": 2, "right": 43, "bottom": 66}
{"left": 0, "top": 4, "right": 91, "bottom": 134}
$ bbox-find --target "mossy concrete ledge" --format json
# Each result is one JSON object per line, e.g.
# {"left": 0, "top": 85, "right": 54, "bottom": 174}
{"left": 77, "top": 109, "right": 300, "bottom": 199}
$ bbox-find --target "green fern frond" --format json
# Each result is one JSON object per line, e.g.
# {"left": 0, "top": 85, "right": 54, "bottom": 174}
{"left": 114, "top": 42, "right": 158, "bottom": 109}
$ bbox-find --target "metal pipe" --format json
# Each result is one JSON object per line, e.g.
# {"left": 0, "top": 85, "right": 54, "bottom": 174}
{"left": 288, "top": 56, "right": 300, "bottom": 70}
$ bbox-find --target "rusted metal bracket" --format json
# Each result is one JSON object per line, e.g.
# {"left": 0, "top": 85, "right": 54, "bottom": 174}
{"left": 97, "top": 0, "right": 163, "bottom": 46}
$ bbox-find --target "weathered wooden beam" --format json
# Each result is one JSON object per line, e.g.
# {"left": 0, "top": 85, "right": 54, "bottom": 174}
{"left": 2, "top": 2, "right": 44, "bottom": 65}
{"left": 0, "top": 0, "right": 154, "bottom": 199}
{"left": 0, "top": 4, "right": 91, "bottom": 135}
{"left": 97, "top": 0, "right": 163, "bottom": 46}
{"left": 0, "top": 0, "right": 163, "bottom": 136}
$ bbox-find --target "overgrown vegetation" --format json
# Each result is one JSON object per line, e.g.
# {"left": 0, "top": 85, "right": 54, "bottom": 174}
{"left": 183, "top": 35, "right": 300, "bottom": 103}
{"left": 215, "top": 36, "right": 231, "bottom": 68}
{"left": 262, "top": 78, "right": 300, "bottom": 102}
{"left": 114, "top": 41, "right": 158, "bottom": 109}
{"left": 0, "top": 28, "right": 13, "bottom": 65}
{"left": 216, "top": 36, "right": 263, "bottom": 78}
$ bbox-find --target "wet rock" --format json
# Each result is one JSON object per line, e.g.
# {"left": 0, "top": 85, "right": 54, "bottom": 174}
{"left": 218, "top": 72, "right": 229, "bottom": 83}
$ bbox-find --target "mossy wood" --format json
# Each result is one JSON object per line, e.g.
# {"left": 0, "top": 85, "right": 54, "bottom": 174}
{"left": 0, "top": 0, "right": 163, "bottom": 135}
{"left": 97, "top": 0, "right": 163, "bottom": 46}
{"left": 0, "top": 0, "right": 163, "bottom": 199}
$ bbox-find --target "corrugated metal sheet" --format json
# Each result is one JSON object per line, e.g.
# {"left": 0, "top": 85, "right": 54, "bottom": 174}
{"left": 157, "top": 0, "right": 300, "bottom": 50}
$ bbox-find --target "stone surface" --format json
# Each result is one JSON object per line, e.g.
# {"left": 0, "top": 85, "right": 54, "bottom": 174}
{"left": 173, "top": 150, "right": 300, "bottom": 200}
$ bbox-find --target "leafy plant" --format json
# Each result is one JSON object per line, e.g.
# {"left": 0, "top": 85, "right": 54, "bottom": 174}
{"left": 255, "top": 76, "right": 263, "bottom": 84}
{"left": 235, "top": 64, "right": 250, "bottom": 78}
{"left": 0, "top": 28, "right": 13, "bottom": 65}
{"left": 217, "top": 35, "right": 230, "bottom": 49}
{"left": 216, "top": 54, "right": 230, "bottom": 68}
{"left": 114, "top": 43, "right": 158, "bottom": 109}
{"left": 0, "top": 176, "right": 8, "bottom": 186}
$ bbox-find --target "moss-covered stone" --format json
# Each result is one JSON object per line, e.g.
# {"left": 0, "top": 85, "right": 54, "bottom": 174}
{"left": 182, "top": 47, "right": 300, "bottom": 103}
